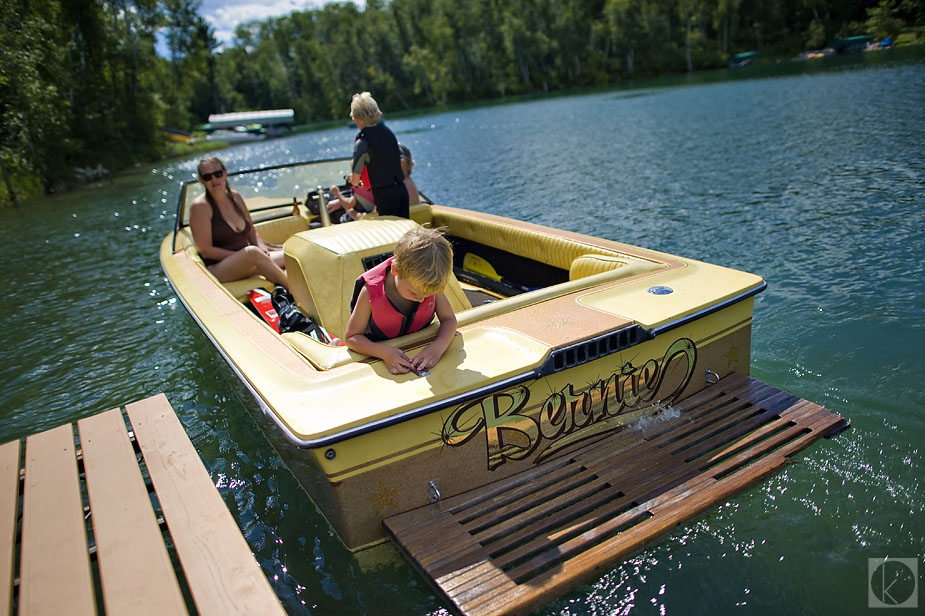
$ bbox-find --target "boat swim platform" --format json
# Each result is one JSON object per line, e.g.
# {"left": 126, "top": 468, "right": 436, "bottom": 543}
{"left": 384, "top": 374, "right": 849, "bottom": 616}
{"left": 0, "top": 394, "right": 285, "bottom": 615}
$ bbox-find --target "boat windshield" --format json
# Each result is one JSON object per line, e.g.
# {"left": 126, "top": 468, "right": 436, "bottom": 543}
{"left": 177, "top": 158, "right": 352, "bottom": 227}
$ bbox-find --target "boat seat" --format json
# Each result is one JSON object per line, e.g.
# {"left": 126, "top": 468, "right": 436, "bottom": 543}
{"left": 177, "top": 215, "right": 310, "bottom": 303}
{"left": 569, "top": 254, "right": 635, "bottom": 281}
{"left": 414, "top": 205, "right": 665, "bottom": 282}
{"left": 284, "top": 217, "right": 472, "bottom": 339}
{"left": 253, "top": 214, "right": 310, "bottom": 245}
{"left": 424, "top": 208, "right": 624, "bottom": 271}
{"left": 223, "top": 277, "right": 274, "bottom": 301}
{"left": 183, "top": 245, "right": 274, "bottom": 301}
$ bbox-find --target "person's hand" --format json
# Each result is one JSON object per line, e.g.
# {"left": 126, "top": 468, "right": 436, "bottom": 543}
{"left": 411, "top": 345, "right": 441, "bottom": 373}
{"left": 381, "top": 346, "right": 414, "bottom": 374}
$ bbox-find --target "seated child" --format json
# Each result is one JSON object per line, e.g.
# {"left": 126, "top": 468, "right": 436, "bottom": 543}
{"left": 327, "top": 183, "right": 375, "bottom": 222}
{"left": 344, "top": 226, "right": 457, "bottom": 375}
{"left": 327, "top": 143, "right": 420, "bottom": 222}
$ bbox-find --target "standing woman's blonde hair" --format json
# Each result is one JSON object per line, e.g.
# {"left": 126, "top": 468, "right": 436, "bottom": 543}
{"left": 350, "top": 92, "right": 383, "bottom": 125}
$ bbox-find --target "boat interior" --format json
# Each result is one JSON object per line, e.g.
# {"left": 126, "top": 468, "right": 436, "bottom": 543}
{"left": 172, "top": 166, "right": 674, "bottom": 372}
{"left": 173, "top": 202, "right": 670, "bottom": 370}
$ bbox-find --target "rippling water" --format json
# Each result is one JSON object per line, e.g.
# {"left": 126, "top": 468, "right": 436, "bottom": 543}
{"left": 1, "top": 49, "right": 923, "bottom": 614}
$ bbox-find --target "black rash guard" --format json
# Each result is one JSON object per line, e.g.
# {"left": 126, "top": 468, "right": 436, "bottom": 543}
{"left": 352, "top": 123, "right": 409, "bottom": 218}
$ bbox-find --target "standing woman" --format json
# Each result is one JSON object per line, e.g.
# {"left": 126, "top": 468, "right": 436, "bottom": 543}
{"left": 189, "top": 157, "right": 289, "bottom": 288}
{"left": 347, "top": 92, "right": 409, "bottom": 218}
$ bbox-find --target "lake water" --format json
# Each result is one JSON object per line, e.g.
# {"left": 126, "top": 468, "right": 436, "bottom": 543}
{"left": 1, "top": 48, "right": 923, "bottom": 614}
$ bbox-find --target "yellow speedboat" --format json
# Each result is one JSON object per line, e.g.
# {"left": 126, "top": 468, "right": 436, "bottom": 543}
{"left": 161, "top": 158, "right": 768, "bottom": 550}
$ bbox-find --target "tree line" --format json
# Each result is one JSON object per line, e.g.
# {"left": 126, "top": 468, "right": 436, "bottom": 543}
{"left": 1, "top": 0, "right": 922, "bottom": 203}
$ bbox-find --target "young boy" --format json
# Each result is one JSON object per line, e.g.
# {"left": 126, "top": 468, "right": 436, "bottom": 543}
{"left": 345, "top": 226, "right": 457, "bottom": 375}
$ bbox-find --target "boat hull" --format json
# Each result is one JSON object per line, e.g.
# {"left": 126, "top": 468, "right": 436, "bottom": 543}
{"left": 255, "top": 300, "right": 753, "bottom": 549}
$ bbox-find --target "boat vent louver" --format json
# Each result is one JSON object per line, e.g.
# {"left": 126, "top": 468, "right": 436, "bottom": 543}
{"left": 362, "top": 252, "right": 393, "bottom": 271}
{"left": 537, "top": 325, "right": 651, "bottom": 377}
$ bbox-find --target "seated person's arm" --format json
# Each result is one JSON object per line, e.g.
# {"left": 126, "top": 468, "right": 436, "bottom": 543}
{"left": 411, "top": 293, "right": 457, "bottom": 372}
{"left": 344, "top": 286, "right": 414, "bottom": 374}
{"left": 333, "top": 185, "right": 376, "bottom": 220}
{"left": 327, "top": 185, "right": 357, "bottom": 213}
{"left": 256, "top": 236, "right": 283, "bottom": 252}
{"left": 405, "top": 177, "right": 420, "bottom": 206}
{"left": 349, "top": 202, "right": 375, "bottom": 220}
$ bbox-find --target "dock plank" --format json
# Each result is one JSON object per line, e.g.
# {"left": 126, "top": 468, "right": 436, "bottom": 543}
{"left": 3, "top": 395, "right": 287, "bottom": 615}
{"left": 385, "top": 375, "right": 848, "bottom": 616}
{"left": 126, "top": 394, "right": 286, "bottom": 616}
{"left": 19, "top": 424, "right": 96, "bottom": 616}
{"left": 0, "top": 440, "right": 19, "bottom": 614}
{"left": 78, "top": 408, "right": 188, "bottom": 615}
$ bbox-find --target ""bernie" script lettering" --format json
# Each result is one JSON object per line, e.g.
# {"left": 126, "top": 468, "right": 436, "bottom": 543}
{"left": 442, "top": 338, "right": 697, "bottom": 470}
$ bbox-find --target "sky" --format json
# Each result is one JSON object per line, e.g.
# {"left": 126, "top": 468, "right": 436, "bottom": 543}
{"left": 199, "top": 0, "right": 360, "bottom": 46}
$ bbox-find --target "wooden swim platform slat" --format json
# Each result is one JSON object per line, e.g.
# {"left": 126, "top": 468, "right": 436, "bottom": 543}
{"left": 384, "top": 374, "right": 849, "bottom": 616}
{"left": 3, "top": 394, "right": 286, "bottom": 615}
{"left": 78, "top": 408, "right": 187, "bottom": 615}
{"left": 125, "top": 394, "right": 285, "bottom": 616}
{"left": 19, "top": 424, "right": 96, "bottom": 616}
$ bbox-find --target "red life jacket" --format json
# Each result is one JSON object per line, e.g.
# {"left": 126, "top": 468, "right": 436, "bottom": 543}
{"left": 353, "top": 182, "right": 375, "bottom": 212}
{"left": 355, "top": 256, "right": 435, "bottom": 341}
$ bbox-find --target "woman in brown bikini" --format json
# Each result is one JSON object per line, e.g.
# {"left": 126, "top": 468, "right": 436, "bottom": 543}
{"left": 189, "top": 157, "right": 288, "bottom": 289}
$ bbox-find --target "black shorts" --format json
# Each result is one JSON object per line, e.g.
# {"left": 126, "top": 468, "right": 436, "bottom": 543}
{"left": 372, "top": 183, "right": 410, "bottom": 219}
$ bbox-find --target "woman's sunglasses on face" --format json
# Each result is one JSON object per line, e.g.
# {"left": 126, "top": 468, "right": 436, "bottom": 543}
{"left": 200, "top": 169, "right": 225, "bottom": 181}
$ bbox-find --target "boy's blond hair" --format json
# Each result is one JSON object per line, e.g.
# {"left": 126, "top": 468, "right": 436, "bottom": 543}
{"left": 350, "top": 92, "right": 383, "bottom": 124}
{"left": 392, "top": 227, "right": 453, "bottom": 296}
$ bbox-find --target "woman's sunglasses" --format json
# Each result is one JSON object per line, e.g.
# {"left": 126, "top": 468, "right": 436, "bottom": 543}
{"left": 200, "top": 169, "right": 225, "bottom": 181}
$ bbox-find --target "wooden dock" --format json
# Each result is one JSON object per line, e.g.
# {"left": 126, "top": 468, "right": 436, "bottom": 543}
{"left": 1, "top": 394, "right": 285, "bottom": 615}
{"left": 384, "top": 374, "right": 848, "bottom": 616}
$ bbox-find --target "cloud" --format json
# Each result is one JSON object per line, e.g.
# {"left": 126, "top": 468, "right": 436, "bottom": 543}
{"left": 201, "top": 0, "right": 358, "bottom": 45}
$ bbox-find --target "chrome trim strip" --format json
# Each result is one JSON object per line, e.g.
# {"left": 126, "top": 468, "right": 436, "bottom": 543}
{"left": 295, "top": 372, "right": 538, "bottom": 449}
{"left": 648, "top": 281, "right": 767, "bottom": 337}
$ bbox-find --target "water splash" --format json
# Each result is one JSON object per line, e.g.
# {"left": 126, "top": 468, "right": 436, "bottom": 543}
{"left": 632, "top": 403, "right": 682, "bottom": 432}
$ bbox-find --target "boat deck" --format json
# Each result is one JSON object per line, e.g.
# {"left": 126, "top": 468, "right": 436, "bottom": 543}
{"left": 384, "top": 374, "right": 849, "bottom": 616}
{"left": 1, "top": 394, "right": 285, "bottom": 615}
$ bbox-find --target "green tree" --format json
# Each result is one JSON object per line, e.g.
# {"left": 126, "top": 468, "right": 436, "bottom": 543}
{"left": 605, "top": 0, "right": 675, "bottom": 76}
{"left": 3, "top": 0, "right": 924, "bottom": 204}
{"left": 163, "top": 0, "right": 218, "bottom": 125}
{"left": 866, "top": 0, "right": 905, "bottom": 39}
{"left": 0, "top": 0, "right": 71, "bottom": 195}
